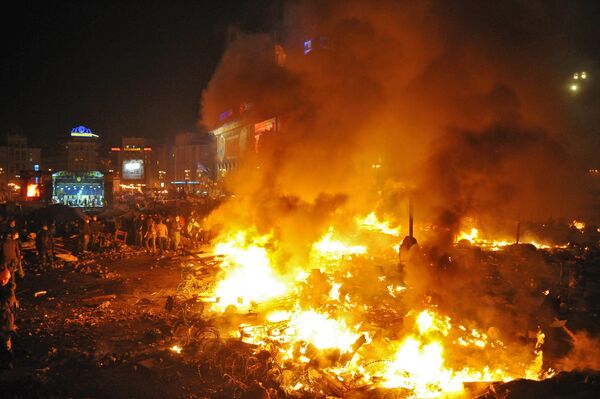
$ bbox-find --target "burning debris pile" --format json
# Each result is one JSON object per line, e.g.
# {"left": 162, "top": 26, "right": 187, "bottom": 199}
{"left": 167, "top": 213, "right": 600, "bottom": 399}
{"left": 182, "top": 0, "right": 600, "bottom": 397}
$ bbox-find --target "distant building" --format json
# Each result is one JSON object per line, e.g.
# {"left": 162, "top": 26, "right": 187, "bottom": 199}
{"left": 110, "top": 137, "right": 156, "bottom": 188}
{"left": 0, "top": 134, "right": 41, "bottom": 183}
{"left": 211, "top": 115, "right": 281, "bottom": 176}
{"left": 65, "top": 125, "right": 99, "bottom": 171}
{"left": 153, "top": 143, "right": 172, "bottom": 188}
{"left": 172, "top": 132, "right": 214, "bottom": 191}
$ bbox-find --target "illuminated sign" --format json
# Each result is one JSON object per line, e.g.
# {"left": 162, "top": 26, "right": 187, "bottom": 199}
{"left": 70, "top": 125, "right": 99, "bottom": 138}
{"left": 254, "top": 118, "right": 276, "bottom": 134}
{"left": 304, "top": 36, "right": 329, "bottom": 55}
{"left": 254, "top": 118, "right": 277, "bottom": 153}
{"left": 122, "top": 159, "right": 144, "bottom": 180}
{"left": 304, "top": 39, "right": 312, "bottom": 55}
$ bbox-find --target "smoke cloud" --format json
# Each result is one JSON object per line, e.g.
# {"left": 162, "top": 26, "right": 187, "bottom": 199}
{"left": 197, "top": 0, "right": 598, "bottom": 376}
{"left": 201, "top": 0, "right": 592, "bottom": 238}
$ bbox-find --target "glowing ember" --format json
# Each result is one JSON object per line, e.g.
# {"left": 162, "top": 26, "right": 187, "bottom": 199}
{"left": 170, "top": 344, "right": 182, "bottom": 354}
{"left": 329, "top": 282, "right": 342, "bottom": 301}
{"left": 312, "top": 227, "right": 366, "bottom": 261}
{"left": 456, "top": 228, "right": 512, "bottom": 250}
{"left": 290, "top": 310, "right": 360, "bottom": 352}
{"left": 356, "top": 212, "right": 401, "bottom": 235}
{"left": 570, "top": 220, "right": 586, "bottom": 232}
{"left": 380, "top": 310, "right": 546, "bottom": 397}
{"left": 456, "top": 227, "right": 565, "bottom": 251}
{"left": 416, "top": 310, "right": 451, "bottom": 336}
{"left": 383, "top": 336, "right": 463, "bottom": 397}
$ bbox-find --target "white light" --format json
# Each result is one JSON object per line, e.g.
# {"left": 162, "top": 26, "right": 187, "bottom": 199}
{"left": 124, "top": 161, "right": 141, "bottom": 171}
{"left": 581, "top": 71, "right": 587, "bottom": 79}
{"left": 573, "top": 73, "right": 579, "bottom": 79}
{"left": 570, "top": 84, "right": 578, "bottom": 92}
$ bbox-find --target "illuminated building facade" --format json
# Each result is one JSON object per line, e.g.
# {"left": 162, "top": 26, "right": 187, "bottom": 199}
{"left": 110, "top": 137, "right": 169, "bottom": 189}
{"left": 211, "top": 115, "right": 281, "bottom": 175}
{"left": 65, "top": 125, "right": 99, "bottom": 171}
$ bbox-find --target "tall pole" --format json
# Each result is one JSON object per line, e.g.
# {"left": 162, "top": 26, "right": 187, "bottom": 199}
{"left": 409, "top": 196, "right": 414, "bottom": 238}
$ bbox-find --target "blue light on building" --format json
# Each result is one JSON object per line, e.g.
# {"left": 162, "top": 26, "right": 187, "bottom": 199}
{"left": 70, "top": 125, "right": 99, "bottom": 138}
{"left": 304, "top": 39, "right": 312, "bottom": 55}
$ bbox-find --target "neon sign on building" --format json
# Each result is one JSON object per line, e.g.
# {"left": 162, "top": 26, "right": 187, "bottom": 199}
{"left": 70, "top": 125, "right": 99, "bottom": 138}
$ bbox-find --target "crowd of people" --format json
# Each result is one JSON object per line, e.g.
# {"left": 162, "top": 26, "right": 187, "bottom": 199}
{"left": 131, "top": 212, "right": 212, "bottom": 256}
{"left": 0, "top": 196, "right": 220, "bottom": 368}
{"left": 1, "top": 219, "right": 30, "bottom": 367}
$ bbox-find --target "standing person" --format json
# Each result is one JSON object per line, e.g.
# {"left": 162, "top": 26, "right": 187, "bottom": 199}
{"left": 170, "top": 215, "right": 182, "bottom": 252}
{"left": 4, "top": 221, "right": 24, "bottom": 278}
{"left": 134, "top": 214, "right": 145, "bottom": 248}
{"left": 4, "top": 219, "right": 17, "bottom": 237}
{"left": 2, "top": 233, "right": 20, "bottom": 287}
{"left": 90, "top": 215, "right": 102, "bottom": 252}
{"left": 156, "top": 218, "right": 168, "bottom": 256}
{"left": 164, "top": 216, "right": 172, "bottom": 251}
{"left": 0, "top": 267, "right": 16, "bottom": 368}
{"left": 187, "top": 217, "right": 200, "bottom": 247}
{"left": 145, "top": 218, "right": 157, "bottom": 256}
{"left": 36, "top": 224, "right": 52, "bottom": 270}
{"left": 48, "top": 221, "right": 56, "bottom": 268}
{"left": 80, "top": 217, "right": 92, "bottom": 252}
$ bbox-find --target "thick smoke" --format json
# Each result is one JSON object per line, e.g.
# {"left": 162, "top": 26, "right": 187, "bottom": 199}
{"left": 198, "top": 0, "right": 597, "bottom": 374}
{"left": 201, "top": 0, "right": 591, "bottom": 239}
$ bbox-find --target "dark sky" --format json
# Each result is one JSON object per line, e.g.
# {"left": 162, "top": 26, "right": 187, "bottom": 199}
{"left": 1, "top": 0, "right": 598, "bottom": 152}
{"left": 0, "top": 0, "right": 280, "bottom": 148}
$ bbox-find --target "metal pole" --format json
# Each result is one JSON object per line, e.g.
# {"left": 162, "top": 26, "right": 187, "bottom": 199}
{"left": 409, "top": 197, "right": 414, "bottom": 238}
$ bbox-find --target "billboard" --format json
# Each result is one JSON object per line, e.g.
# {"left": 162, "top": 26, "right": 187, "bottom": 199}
{"left": 123, "top": 159, "right": 144, "bottom": 180}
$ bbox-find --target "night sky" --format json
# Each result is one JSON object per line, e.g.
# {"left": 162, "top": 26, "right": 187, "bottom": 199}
{"left": 0, "top": 0, "right": 280, "bottom": 148}
{"left": 1, "top": 0, "right": 598, "bottom": 153}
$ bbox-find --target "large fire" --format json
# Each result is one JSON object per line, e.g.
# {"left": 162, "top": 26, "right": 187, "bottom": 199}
{"left": 197, "top": 218, "right": 558, "bottom": 398}
{"left": 455, "top": 227, "right": 566, "bottom": 250}
{"left": 212, "top": 231, "right": 288, "bottom": 310}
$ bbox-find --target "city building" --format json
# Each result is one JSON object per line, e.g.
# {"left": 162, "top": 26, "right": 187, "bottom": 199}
{"left": 65, "top": 125, "right": 99, "bottom": 171}
{"left": 171, "top": 131, "right": 214, "bottom": 191}
{"left": 211, "top": 114, "right": 282, "bottom": 176}
{"left": 153, "top": 143, "right": 172, "bottom": 189}
{"left": 0, "top": 134, "right": 42, "bottom": 184}
{"left": 110, "top": 137, "right": 156, "bottom": 189}
{"left": 109, "top": 137, "right": 175, "bottom": 190}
